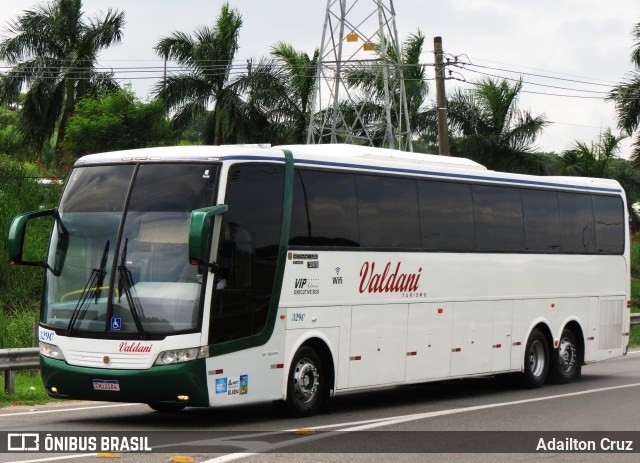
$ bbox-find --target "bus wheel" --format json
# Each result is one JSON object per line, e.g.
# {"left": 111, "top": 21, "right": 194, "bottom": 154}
{"left": 549, "top": 328, "right": 581, "bottom": 384}
{"left": 284, "top": 346, "right": 326, "bottom": 417}
{"left": 520, "top": 328, "right": 548, "bottom": 388}
{"left": 148, "top": 403, "right": 186, "bottom": 413}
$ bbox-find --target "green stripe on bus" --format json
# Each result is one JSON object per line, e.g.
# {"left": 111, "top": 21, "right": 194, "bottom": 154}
{"left": 40, "top": 356, "right": 209, "bottom": 406}
{"left": 209, "top": 149, "right": 294, "bottom": 357}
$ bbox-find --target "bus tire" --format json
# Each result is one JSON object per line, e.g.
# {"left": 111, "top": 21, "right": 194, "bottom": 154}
{"left": 148, "top": 403, "right": 186, "bottom": 413}
{"left": 284, "top": 345, "right": 326, "bottom": 417}
{"left": 549, "top": 328, "right": 581, "bottom": 384}
{"left": 520, "top": 328, "right": 549, "bottom": 388}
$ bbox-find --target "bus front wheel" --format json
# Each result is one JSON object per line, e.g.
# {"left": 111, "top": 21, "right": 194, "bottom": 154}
{"left": 520, "top": 328, "right": 549, "bottom": 388}
{"left": 549, "top": 328, "right": 581, "bottom": 384}
{"left": 283, "top": 345, "right": 327, "bottom": 417}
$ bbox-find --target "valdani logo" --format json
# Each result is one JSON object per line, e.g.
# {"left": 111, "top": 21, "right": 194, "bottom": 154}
{"left": 359, "top": 261, "right": 422, "bottom": 294}
{"left": 119, "top": 342, "right": 153, "bottom": 353}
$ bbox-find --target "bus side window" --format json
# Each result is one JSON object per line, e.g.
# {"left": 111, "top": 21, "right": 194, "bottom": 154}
{"left": 209, "top": 163, "right": 284, "bottom": 344}
{"left": 217, "top": 223, "right": 253, "bottom": 289}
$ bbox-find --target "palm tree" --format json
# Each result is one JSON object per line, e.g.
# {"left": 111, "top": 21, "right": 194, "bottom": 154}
{"left": 608, "top": 22, "right": 640, "bottom": 163}
{"left": 559, "top": 128, "right": 640, "bottom": 223}
{"left": 446, "top": 77, "right": 548, "bottom": 174}
{"left": 344, "top": 30, "right": 429, "bottom": 147}
{"left": 0, "top": 0, "right": 125, "bottom": 161}
{"left": 154, "top": 3, "right": 245, "bottom": 145}
{"left": 559, "top": 129, "right": 627, "bottom": 177}
{"left": 243, "top": 42, "right": 318, "bottom": 144}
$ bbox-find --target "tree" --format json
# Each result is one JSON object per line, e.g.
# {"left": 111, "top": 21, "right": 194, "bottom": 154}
{"left": 446, "top": 77, "right": 548, "bottom": 174}
{"left": 608, "top": 22, "right": 640, "bottom": 163}
{"left": 344, "top": 30, "right": 429, "bottom": 147}
{"left": 154, "top": 3, "right": 246, "bottom": 145}
{"left": 559, "top": 128, "right": 640, "bottom": 223}
{"left": 62, "top": 89, "right": 175, "bottom": 159}
{"left": 0, "top": 107, "right": 29, "bottom": 160}
{"left": 0, "top": 0, "right": 125, "bottom": 162}
{"left": 243, "top": 42, "right": 319, "bottom": 144}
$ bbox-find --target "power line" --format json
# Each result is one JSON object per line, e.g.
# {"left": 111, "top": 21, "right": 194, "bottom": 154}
{"left": 457, "top": 65, "right": 610, "bottom": 98}
{"left": 1, "top": 53, "right": 639, "bottom": 103}
{"left": 463, "top": 61, "right": 613, "bottom": 88}
{"left": 458, "top": 55, "right": 620, "bottom": 87}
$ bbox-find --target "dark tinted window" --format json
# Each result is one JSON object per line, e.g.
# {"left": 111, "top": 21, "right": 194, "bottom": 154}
{"left": 474, "top": 185, "right": 524, "bottom": 251}
{"left": 593, "top": 195, "right": 624, "bottom": 254}
{"left": 522, "top": 189, "right": 561, "bottom": 252}
{"left": 419, "top": 181, "right": 475, "bottom": 250}
{"left": 356, "top": 175, "right": 420, "bottom": 248}
{"left": 559, "top": 193, "right": 595, "bottom": 253}
{"left": 61, "top": 165, "right": 135, "bottom": 213}
{"left": 288, "top": 167, "right": 624, "bottom": 255}
{"left": 289, "top": 169, "right": 359, "bottom": 246}
{"left": 128, "top": 164, "right": 218, "bottom": 212}
{"left": 210, "top": 164, "right": 284, "bottom": 343}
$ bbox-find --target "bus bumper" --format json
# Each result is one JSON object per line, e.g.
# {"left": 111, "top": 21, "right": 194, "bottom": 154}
{"left": 40, "top": 356, "right": 210, "bottom": 407}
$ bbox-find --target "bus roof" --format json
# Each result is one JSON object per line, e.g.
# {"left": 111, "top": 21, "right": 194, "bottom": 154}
{"left": 73, "top": 144, "right": 623, "bottom": 195}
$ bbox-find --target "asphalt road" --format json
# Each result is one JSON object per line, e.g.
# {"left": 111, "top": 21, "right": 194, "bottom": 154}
{"left": 2, "top": 351, "right": 640, "bottom": 463}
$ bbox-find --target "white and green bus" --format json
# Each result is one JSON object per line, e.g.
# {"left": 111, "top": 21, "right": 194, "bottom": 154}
{"left": 8, "top": 144, "right": 630, "bottom": 416}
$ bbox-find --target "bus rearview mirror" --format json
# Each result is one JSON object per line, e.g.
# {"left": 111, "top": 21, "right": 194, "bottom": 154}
{"left": 8, "top": 208, "right": 67, "bottom": 275}
{"left": 189, "top": 204, "right": 228, "bottom": 267}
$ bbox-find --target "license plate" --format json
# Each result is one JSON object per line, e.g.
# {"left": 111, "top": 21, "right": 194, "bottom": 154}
{"left": 92, "top": 379, "right": 120, "bottom": 391}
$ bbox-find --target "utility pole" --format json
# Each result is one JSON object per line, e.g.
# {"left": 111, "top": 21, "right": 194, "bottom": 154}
{"left": 434, "top": 36, "right": 450, "bottom": 156}
{"left": 163, "top": 55, "right": 167, "bottom": 93}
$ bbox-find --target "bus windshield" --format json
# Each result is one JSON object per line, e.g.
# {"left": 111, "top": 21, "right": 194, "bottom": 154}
{"left": 44, "top": 163, "right": 218, "bottom": 337}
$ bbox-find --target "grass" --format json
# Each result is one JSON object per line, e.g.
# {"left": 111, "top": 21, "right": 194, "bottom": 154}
{"left": 0, "top": 309, "right": 37, "bottom": 349}
{"left": 631, "top": 276, "right": 640, "bottom": 348}
{"left": 630, "top": 326, "right": 640, "bottom": 347}
{"left": 0, "top": 371, "right": 53, "bottom": 407}
{"left": 629, "top": 233, "right": 640, "bottom": 348}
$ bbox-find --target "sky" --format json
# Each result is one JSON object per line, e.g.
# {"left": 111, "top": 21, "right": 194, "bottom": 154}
{"left": 1, "top": 0, "right": 639, "bottom": 157}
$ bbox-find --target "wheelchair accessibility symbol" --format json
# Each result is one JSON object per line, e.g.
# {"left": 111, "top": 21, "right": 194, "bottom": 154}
{"left": 111, "top": 317, "right": 122, "bottom": 331}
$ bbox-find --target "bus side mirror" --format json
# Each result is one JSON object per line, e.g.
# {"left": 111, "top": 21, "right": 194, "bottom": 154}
{"left": 189, "top": 204, "right": 228, "bottom": 268}
{"left": 8, "top": 208, "right": 67, "bottom": 275}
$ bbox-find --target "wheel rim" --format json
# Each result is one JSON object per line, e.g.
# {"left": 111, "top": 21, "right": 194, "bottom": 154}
{"left": 528, "top": 339, "right": 545, "bottom": 377}
{"left": 293, "top": 357, "right": 319, "bottom": 404}
{"left": 557, "top": 336, "right": 577, "bottom": 374}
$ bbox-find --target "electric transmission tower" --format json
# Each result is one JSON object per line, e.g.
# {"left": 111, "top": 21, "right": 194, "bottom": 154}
{"left": 306, "top": 0, "right": 413, "bottom": 151}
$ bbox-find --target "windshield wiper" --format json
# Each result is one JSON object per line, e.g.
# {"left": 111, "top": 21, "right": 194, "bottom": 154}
{"left": 117, "top": 238, "right": 146, "bottom": 338}
{"left": 67, "top": 240, "right": 109, "bottom": 336}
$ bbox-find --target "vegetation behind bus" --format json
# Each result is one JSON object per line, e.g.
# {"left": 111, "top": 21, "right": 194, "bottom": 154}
{"left": 0, "top": 154, "right": 62, "bottom": 349}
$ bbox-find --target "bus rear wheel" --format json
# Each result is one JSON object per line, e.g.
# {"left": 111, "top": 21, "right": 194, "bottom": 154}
{"left": 283, "top": 346, "right": 326, "bottom": 417}
{"left": 549, "top": 328, "right": 581, "bottom": 384}
{"left": 520, "top": 328, "right": 549, "bottom": 388}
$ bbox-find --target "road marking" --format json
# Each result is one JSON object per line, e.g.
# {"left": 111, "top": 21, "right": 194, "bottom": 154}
{"left": 5, "top": 454, "right": 95, "bottom": 463}
{"left": 5, "top": 380, "right": 640, "bottom": 463}
{"left": 200, "top": 381, "right": 640, "bottom": 463}
{"left": 0, "top": 403, "right": 139, "bottom": 417}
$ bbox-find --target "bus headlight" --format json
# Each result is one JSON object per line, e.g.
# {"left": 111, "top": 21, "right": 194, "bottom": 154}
{"left": 40, "top": 342, "right": 65, "bottom": 361}
{"left": 154, "top": 347, "right": 208, "bottom": 366}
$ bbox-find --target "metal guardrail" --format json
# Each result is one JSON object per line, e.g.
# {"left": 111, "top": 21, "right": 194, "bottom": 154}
{"left": 0, "top": 348, "right": 39, "bottom": 370}
{"left": 1, "top": 347, "right": 39, "bottom": 394}
{"left": 1, "top": 315, "right": 639, "bottom": 395}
